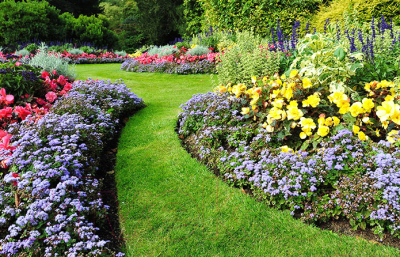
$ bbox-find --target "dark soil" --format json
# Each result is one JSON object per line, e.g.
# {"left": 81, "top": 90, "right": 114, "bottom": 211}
{"left": 95, "top": 116, "right": 133, "bottom": 256}
{"left": 177, "top": 132, "right": 400, "bottom": 250}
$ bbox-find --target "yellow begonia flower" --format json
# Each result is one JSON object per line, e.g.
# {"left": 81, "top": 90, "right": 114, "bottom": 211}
{"left": 250, "top": 98, "right": 259, "bottom": 107}
{"left": 382, "top": 120, "right": 389, "bottom": 129}
{"left": 362, "top": 98, "right": 374, "bottom": 113}
{"left": 362, "top": 117, "right": 372, "bottom": 124}
{"left": 271, "top": 89, "right": 281, "bottom": 98}
{"left": 318, "top": 117, "right": 325, "bottom": 126}
{"left": 281, "top": 74, "right": 286, "bottom": 80}
{"left": 302, "top": 77, "right": 312, "bottom": 89}
{"left": 385, "top": 95, "right": 394, "bottom": 101}
{"left": 300, "top": 127, "right": 313, "bottom": 139}
{"left": 262, "top": 76, "right": 268, "bottom": 83}
{"left": 283, "top": 87, "right": 293, "bottom": 100}
{"left": 288, "top": 100, "right": 298, "bottom": 108}
{"left": 268, "top": 107, "right": 283, "bottom": 120}
{"left": 251, "top": 76, "right": 257, "bottom": 84}
{"left": 317, "top": 125, "right": 330, "bottom": 137}
{"left": 302, "top": 94, "right": 320, "bottom": 108}
{"left": 287, "top": 107, "right": 304, "bottom": 121}
{"left": 191, "top": 44, "right": 197, "bottom": 49}
{"left": 272, "top": 98, "right": 285, "bottom": 109}
{"left": 338, "top": 104, "right": 350, "bottom": 114}
{"left": 289, "top": 70, "right": 298, "bottom": 78}
{"left": 276, "top": 79, "right": 282, "bottom": 85}
{"left": 281, "top": 145, "right": 294, "bottom": 153}
{"left": 300, "top": 117, "right": 316, "bottom": 130}
{"left": 358, "top": 131, "right": 367, "bottom": 141}
{"left": 364, "top": 83, "right": 371, "bottom": 92}
{"left": 266, "top": 125, "right": 274, "bottom": 132}
{"left": 349, "top": 102, "right": 364, "bottom": 117}
{"left": 291, "top": 122, "right": 297, "bottom": 128}
{"left": 241, "top": 107, "right": 250, "bottom": 115}
{"left": 353, "top": 125, "right": 360, "bottom": 134}
{"left": 391, "top": 105, "right": 400, "bottom": 125}
{"left": 376, "top": 101, "right": 395, "bottom": 122}
{"left": 325, "top": 117, "right": 334, "bottom": 126}
{"left": 375, "top": 129, "right": 381, "bottom": 137}
{"left": 333, "top": 116, "right": 340, "bottom": 126}
{"left": 387, "top": 130, "right": 399, "bottom": 143}
{"left": 213, "top": 85, "right": 227, "bottom": 93}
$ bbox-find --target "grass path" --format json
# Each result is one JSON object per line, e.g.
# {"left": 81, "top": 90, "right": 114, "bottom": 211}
{"left": 76, "top": 64, "right": 399, "bottom": 256}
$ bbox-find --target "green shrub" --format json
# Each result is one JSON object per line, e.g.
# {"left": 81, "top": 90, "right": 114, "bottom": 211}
{"left": 79, "top": 46, "right": 96, "bottom": 53}
{"left": 115, "top": 50, "right": 127, "bottom": 56}
{"left": 311, "top": 0, "right": 400, "bottom": 32}
{"left": 61, "top": 12, "right": 118, "bottom": 48}
{"left": 14, "top": 49, "right": 30, "bottom": 57}
{"left": 68, "top": 48, "right": 84, "bottom": 55}
{"left": 29, "top": 44, "right": 76, "bottom": 80}
{"left": 0, "top": 0, "right": 65, "bottom": 46}
{"left": 25, "top": 43, "right": 39, "bottom": 54}
{"left": 147, "top": 45, "right": 177, "bottom": 57}
{"left": 216, "top": 30, "right": 280, "bottom": 85}
{"left": 186, "top": 45, "right": 210, "bottom": 56}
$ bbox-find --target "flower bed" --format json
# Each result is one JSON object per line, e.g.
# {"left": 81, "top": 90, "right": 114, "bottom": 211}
{"left": 0, "top": 79, "right": 144, "bottom": 256}
{"left": 177, "top": 72, "right": 400, "bottom": 242}
{"left": 121, "top": 50, "right": 218, "bottom": 75}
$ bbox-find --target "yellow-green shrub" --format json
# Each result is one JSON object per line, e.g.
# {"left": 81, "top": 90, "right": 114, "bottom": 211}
{"left": 311, "top": 0, "right": 400, "bottom": 32}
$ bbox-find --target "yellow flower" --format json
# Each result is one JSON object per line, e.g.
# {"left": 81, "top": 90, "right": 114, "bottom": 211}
{"left": 262, "top": 76, "right": 268, "bottom": 83}
{"left": 300, "top": 117, "right": 317, "bottom": 130}
{"left": 302, "top": 94, "right": 320, "bottom": 108}
{"left": 338, "top": 104, "right": 350, "bottom": 114}
{"left": 362, "top": 98, "right": 374, "bottom": 113}
{"left": 349, "top": 102, "right": 364, "bottom": 117}
{"left": 290, "top": 122, "right": 297, "bottom": 128}
{"left": 283, "top": 87, "right": 293, "bottom": 100}
{"left": 288, "top": 100, "right": 298, "bottom": 108}
{"left": 385, "top": 95, "right": 394, "bottom": 101}
{"left": 364, "top": 83, "right": 371, "bottom": 92}
{"left": 241, "top": 107, "right": 250, "bottom": 115}
{"left": 376, "top": 101, "right": 395, "bottom": 122}
{"left": 302, "top": 77, "right": 312, "bottom": 89}
{"left": 318, "top": 116, "right": 325, "bottom": 126}
{"left": 353, "top": 125, "right": 360, "bottom": 134}
{"left": 287, "top": 107, "right": 304, "bottom": 121}
{"left": 262, "top": 122, "right": 268, "bottom": 128}
{"left": 299, "top": 132, "right": 307, "bottom": 139}
{"left": 232, "top": 84, "right": 247, "bottom": 98}
{"left": 251, "top": 76, "right": 257, "bottom": 84}
{"left": 191, "top": 44, "right": 197, "bottom": 49}
{"left": 317, "top": 125, "right": 330, "bottom": 137}
{"left": 300, "top": 127, "right": 313, "bottom": 139}
{"left": 358, "top": 131, "right": 367, "bottom": 141}
{"left": 281, "top": 74, "right": 286, "bottom": 80}
{"left": 387, "top": 130, "right": 399, "bottom": 143}
{"left": 362, "top": 117, "right": 372, "bottom": 124}
{"left": 375, "top": 129, "right": 381, "bottom": 137}
{"left": 272, "top": 98, "right": 285, "bottom": 109}
{"left": 391, "top": 105, "right": 400, "bottom": 125}
{"left": 213, "top": 85, "right": 227, "bottom": 93}
{"left": 268, "top": 107, "right": 283, "bottom": 120}
{"left": 289, "top": 70, "right": 298, "bottom": 78}
{"left": 382, "top": 120, "right": 389, "bottom": 129}
{"left": 281, "top": 145, "right": 294, "bottom": 153}
{"left": 271, "top": 89, "right": 281, "bottom": 98}
{"left": 266, "top": 125, "right": 274, "bottom": 132}
{"left": 324, "top": 117, "right": 334, "bottom": 126}
{"left": 333, "top": 116, "right": 340, "bottom": 126}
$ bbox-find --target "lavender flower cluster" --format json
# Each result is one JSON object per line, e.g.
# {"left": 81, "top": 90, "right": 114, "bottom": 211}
{"left": 121, "top": 59, "right": 216, "bottom": 75}
{"left": 178, "top": 91, "right": 400, "bottom": 240}
{"left": 0, "top": 79, "right": 144, "bottom": 256}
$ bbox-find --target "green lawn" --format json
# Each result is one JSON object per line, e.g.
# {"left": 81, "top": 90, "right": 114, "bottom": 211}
{"left": 76, "top": 64, "right": 399, "bottom": 256}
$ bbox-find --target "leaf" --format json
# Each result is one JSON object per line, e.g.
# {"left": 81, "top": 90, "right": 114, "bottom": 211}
{"left": 300, "top": 140, "right": 310, "bottom": 150}
{"left": 334, "top": 47, "right": 346, "bottom": 61}
{"left": 342, "top": 113, "right": 356, "bottom": 124}
{"left": 350, "top": 63, "right": 363, "bottom": 72}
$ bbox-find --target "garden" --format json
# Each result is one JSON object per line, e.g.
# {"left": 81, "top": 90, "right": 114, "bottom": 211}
{"left": 3, "top": 0, "right": 400, "bottom": 256}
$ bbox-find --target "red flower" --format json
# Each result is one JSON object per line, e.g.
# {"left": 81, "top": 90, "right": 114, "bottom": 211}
{"left": 63, "top": 82, "right": 72, "bottom": 92}
{"left": 52, "top": 70, "right": 57, "bottom": 75}
{"left": 0, "top": 107, "right": 13, "bottom": 119}
{"left": 0, "top": 133, "right": 16, "bottom": 151}
{"left": 14, "top": 106, "right": 31, "bottom": 120}
{"left": 56, "top": 75, "right": 67, "bottom": 86}
{"left": 41, "top": 71, "right": 50, "bottom": 78}
{"left": 0, "top": 88, "right": 14, "bottom": 105}
{"left": 11, "top": 173, "right": 19, "bottom": 185}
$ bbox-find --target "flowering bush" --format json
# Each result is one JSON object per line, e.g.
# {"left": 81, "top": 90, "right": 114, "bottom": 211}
{"left": 0, "top": 79, "right": 144, "bottom": 256}
{"left": 178, "top": 70, "right": 400, "bottom": 240}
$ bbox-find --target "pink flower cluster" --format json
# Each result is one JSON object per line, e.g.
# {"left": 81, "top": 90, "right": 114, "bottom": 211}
{"left": 135, "top": 52, "right": 219, "bottom": 65}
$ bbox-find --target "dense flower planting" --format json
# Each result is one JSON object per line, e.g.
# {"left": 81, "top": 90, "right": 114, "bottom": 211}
{"left": 121, "top": 47, "right": 218, "bottom": 74}
{"left": 0, "top": 79, "right": 144, "bottom": 256}
{"left": 178, "top": 72, "right": 400, "bottom": 240}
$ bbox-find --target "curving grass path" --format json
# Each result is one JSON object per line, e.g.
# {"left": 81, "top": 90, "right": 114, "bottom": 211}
{"left": 76, "top": 64, "right": 399, "bottom": 256}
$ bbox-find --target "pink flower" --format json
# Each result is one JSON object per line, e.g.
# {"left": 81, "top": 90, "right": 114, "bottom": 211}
{"left": 14, "top": 106, "right": 31, "bottom": 120}
{"left": 15, "top": 61, "right": 21, "bottom": 66}
{"left": 45, "top": 91, "right": 57, "bottom": 103}
{"left": 41, "top": 71, "right": 50, "bottom": 78}
{"left": 50, "top": 80, "right": 58, "bottom": 91}
{"left": 56, "top": 75, "right": 67, "bottom": 86}
{"left": 63, "top": 82, "right": 72, "bottom": 92}
{"left": 52, "top": 70, "right": 57, "bottom": 75}
{"left": 0, "top": 88, "right": 14, "bottom": 105}
{"left": 0, "top": 107, "right": 13, "bottom": 119}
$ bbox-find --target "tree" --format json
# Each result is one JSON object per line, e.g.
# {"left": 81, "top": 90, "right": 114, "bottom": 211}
{"left": 46, "top": 0, "right": 103, "bottom": 17}
{"left": 135, "top": 0, "right": 184, "bottom": 45}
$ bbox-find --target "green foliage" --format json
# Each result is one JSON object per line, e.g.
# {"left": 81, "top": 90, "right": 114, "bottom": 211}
{"left": 191, "top": 29, "right": 235, "bottom": 52}
{"left": 61, "top": 12, "right": 118, "bottom": 48}
{"left": 14, "top": 49, "right": 30, "bottom": 57}
{"left": 311, "top": 0, "right": 400, "bottom": 32}
{"left": 114, "top": 50, "right": 127, "bottom": 56}
{"left": 67, "top": 48, "right": 84, "bottom": 55}
{"left": 199, "top": 0, "right": 327, "bottom": 37}
{"left": 135, "top": 0, "right": 184, "bottom": 45}
{"left": 289, "top": 33, "right": 364, "bottom": 93}
{"left": 0, "top": 61, "right": 43, "bottom": 97}
{"left": 216, "top": 31, "right": 280, "bottom": 85}
{"left": 147, "top": 45, "right": 177, "bottom": 57}
{"left": 79, "top": 46, "right": 96, "bottom": 53}
{"left": 186, "top": 45, "right": 210, "bottom": 56}
{"left": 47, "top": 0, "right": 103, "bottom": 17}
{"left": 0, "top": 0, "right": 65, "bottom": 47}
{"left": 182, "top": 0, "right": 205, "bottom": 36}
{"left": 29, "top": 44, "right": 76, "bottom": 80}
{"left": 25, "top": 43, "right": 39, "bottom": 54}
